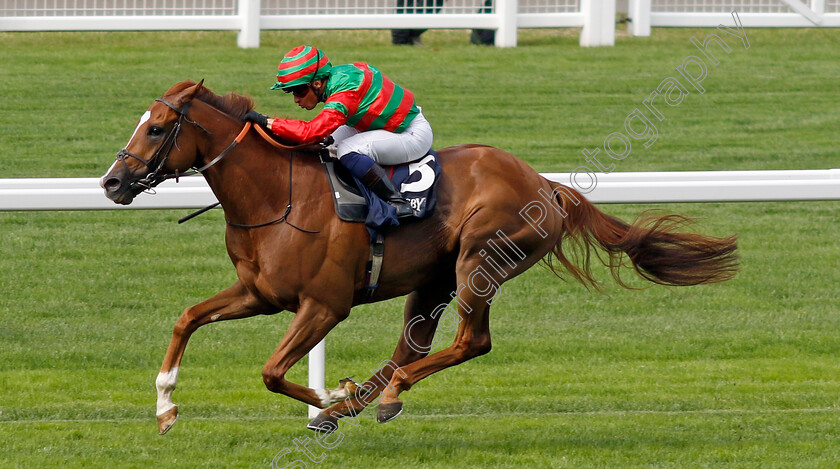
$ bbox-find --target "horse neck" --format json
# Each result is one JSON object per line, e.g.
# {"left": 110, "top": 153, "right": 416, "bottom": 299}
{"left": 190, "top": 105, "right": 324, "bottom": 225}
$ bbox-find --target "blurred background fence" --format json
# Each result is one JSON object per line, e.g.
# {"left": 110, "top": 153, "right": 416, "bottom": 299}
{"left": 1, "top": 0, "right": 838, "bottom": 48}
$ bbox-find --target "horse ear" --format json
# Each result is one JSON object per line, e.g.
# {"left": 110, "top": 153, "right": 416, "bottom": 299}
{"left": 173, "top": 79, "right": 205, "bottom": 108}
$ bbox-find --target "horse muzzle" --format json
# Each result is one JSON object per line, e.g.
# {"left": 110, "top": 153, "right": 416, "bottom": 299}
{"left": 101, "top": 168, "right": 144, "bottom": 205}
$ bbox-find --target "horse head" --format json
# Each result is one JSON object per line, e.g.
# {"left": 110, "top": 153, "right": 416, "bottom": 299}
{"left": 101, "top": 80, "right": 207, "bottom": 205}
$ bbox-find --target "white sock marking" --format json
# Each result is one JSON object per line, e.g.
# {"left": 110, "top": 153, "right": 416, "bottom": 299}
{"left": 155, "top": 367, "right": 179, "bottom": 416}
{"left": 315, "top": 389, "right": 331, "bottom": 408}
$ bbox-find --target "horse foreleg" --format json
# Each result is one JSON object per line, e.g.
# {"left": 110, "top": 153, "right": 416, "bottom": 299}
{"left": 308, "top": 280, "right": 452, "bottom": 432}
{"left": 156, "top": 281, "right": 266, "bottom": 435}
{"left": 261, "top": 297, "right": 349, "bottom": 408}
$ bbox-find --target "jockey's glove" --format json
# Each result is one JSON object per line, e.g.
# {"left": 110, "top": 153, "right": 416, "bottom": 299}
{"left": 244, "top": 110, "right": 269, "bottom": 128}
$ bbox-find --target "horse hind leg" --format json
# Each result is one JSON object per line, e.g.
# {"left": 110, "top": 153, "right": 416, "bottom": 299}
{"left": 307, "top": 276, "right": 454, "bottom": 433}
{"left": 375, "top": 258, "right": 498, "bottom": 423}
{"left": 374, "top": 214, "right": 553, "bottom": 423}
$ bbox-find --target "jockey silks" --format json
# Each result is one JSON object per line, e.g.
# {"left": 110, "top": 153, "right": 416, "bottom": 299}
{"left": 269, "top": 63, "right": 420, "bottom": 144}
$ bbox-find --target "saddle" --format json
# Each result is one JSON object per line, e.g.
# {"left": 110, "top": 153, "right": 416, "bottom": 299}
{"left": 317, "top": 149, "right": 442, "bottom": 302}
{"left": 249, "top": 125, "right": 442, "bottom": 302}
{"left": 318, "top": 150, "right": 442, "bottom": 225}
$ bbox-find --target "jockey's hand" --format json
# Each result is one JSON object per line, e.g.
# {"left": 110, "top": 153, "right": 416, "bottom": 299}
{"left": 244, "top": 110, "right": 269, "bottom": 128}
{"left": 320, "top": 136, "right": 335, "bottom": 147}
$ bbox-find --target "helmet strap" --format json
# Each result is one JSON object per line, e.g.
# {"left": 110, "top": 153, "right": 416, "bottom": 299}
{"left": 311, "top": 50, "right": 326, "bottom": 102}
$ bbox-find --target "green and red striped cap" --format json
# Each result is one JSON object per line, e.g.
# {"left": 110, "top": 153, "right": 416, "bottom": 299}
{"left": 271, "top": 45, "right": 332, "bottom": 91}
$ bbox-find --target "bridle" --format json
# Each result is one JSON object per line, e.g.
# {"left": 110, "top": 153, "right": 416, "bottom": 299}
{"left": 115, "top": 97, "right": 216, "bottom": 194}
{"left": 112, "top": 95, "right": 318, "bottom": 233}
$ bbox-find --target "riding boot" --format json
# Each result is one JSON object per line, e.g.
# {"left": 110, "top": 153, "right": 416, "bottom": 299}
{"left": 359, "top": 164, "right": 414, "bottom": 218}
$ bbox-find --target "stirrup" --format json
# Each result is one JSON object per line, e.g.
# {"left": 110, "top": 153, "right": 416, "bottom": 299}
{"left": 388, "top": 198, "right": 414, "bottom": 218}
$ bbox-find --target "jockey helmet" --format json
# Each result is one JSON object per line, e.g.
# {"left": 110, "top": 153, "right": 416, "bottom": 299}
{"left": 271, "top": 45, "right": 332, "bottom": 91}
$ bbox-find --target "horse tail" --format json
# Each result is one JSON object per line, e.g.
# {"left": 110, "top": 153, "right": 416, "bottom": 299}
{"left": 542, "top": 181, "right": 738, "bottom": 288}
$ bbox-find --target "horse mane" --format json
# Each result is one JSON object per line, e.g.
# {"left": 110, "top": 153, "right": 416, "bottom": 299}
{"left": 195, "top": 87, "right": 255, "bottom": 121}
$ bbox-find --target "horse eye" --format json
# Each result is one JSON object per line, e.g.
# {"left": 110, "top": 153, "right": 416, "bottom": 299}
{"left": 148, "top": 126, "right": 164, "bottom": 137}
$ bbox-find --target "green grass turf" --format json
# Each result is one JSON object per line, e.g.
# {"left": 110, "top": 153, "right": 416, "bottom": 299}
{"left": 2, "top": 27, "right": 839, "bottom": 176}
{"left": 1, "top": 28, "right": 839, "bottom": 468}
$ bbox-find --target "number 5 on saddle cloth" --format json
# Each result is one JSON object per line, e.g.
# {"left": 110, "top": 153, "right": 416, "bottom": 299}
{"left": 319, "top": 149, "right": 442, "bottom": 231}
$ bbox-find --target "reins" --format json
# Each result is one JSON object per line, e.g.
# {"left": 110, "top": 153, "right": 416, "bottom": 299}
{"left": 117, "top": 96, "right": 319, "bottom": 233}
{"left": 220, "top": 128, "right": 320, "bottom": 232}
{"left": 252, "top": 124, "right": 314, "bottom": 151}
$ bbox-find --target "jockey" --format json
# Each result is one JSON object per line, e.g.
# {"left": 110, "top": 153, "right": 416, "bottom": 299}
{"left": 245, "top": 45, "right": 434, "bottom": 217}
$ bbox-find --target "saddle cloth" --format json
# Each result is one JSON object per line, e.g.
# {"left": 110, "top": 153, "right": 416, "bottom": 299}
{"left": 319, "top": 150, "right": 442, "bottom": 230}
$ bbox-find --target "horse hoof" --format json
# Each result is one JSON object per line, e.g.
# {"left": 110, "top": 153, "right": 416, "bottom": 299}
{"left": 338, "top": 377, "right": 360, "bottom": 396}
{"left": 307, "top": 412, "right": 339, "bottom": 433}
{"left": 157, "top": 405, "right": 179, "bottom": 435}
{"left": 377, "top": 401, "right": 403, "bottom": 424}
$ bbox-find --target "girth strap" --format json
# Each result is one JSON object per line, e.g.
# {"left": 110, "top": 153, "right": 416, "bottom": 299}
{"left": 363, "top": 231, "right": 386, "bottom": 302}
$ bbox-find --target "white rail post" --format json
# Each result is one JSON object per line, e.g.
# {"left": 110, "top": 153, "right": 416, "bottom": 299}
{"left": 580, "top": 0, "right": 616, "bottom": 46}
{"left": 237, "top": 0, "right": 261, "bottom": 49}
{"left": 308, "top": 338, "right": 326, "bottom": 418}
{"left": 495, "top": 0, "right": 519, "bottom": 47}
{"left": 813, "top": 0, "right": 826, "bottom": 16}
{"left": 628, "top": 0, "right": 651, "bottom": 36}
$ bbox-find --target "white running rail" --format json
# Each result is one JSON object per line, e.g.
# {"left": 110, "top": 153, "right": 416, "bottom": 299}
{"left": 2, "top": 170, "right": 838, "bottom": 211}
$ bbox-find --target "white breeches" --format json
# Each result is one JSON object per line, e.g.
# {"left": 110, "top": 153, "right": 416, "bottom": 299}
{"left": 332, "top": 110, "right": 433, "bottom": 166}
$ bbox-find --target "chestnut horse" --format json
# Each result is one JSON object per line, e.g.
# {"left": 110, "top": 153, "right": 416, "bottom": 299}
{"left": 101, "top": 81, "right": 737, "bottom": 435}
